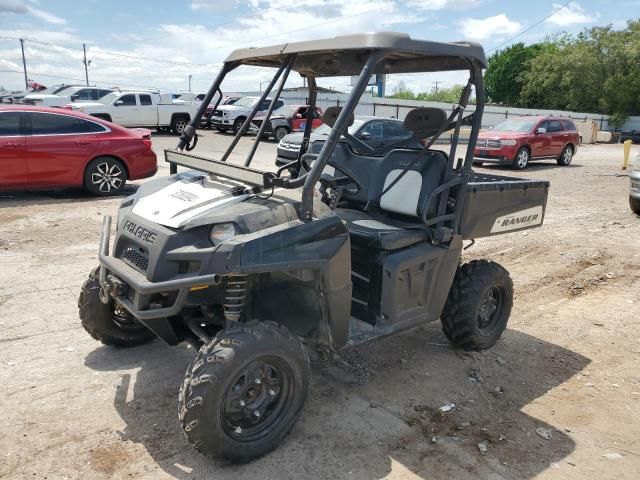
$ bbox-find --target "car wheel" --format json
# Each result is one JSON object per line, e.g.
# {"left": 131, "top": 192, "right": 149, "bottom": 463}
{"left": 171, "top": 116, "right": 189, "bottom": 135}
{"left": 557, "top": 145, "right": 573, "bottom": 166}
{"left": 233, "top": 118, "right": 246, "bottom": 136}
{"left": 441, "top": 260, "right": 513, "bottom": 351}
{"left": 84, "top": 157, "right": 127, "bottom": 196}
{"left": 512, "top": 147, "right": 529, "bottom": 170}
{"left": 274, "top": 127, "right": 289, "bottom": 142}
{"left": 179, "top": 320, "right": 310, "bottom": 462}
{"left": 630, "top": 196, "right": 640, "bottom": 215}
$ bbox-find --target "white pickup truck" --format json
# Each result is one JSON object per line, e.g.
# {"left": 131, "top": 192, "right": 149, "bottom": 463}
{"left": 66, "top": 91, "right": 198, "bottom": 134}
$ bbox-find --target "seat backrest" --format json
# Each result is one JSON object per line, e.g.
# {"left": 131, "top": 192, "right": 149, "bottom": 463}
{"left": 322, "top": 106, "right": 354, "bottom": 128}
{"left": 378, "top": 149, "right": 448, "bottom": 218}
{"left": 403, "top": 107, "right": 448, "bottom": 139}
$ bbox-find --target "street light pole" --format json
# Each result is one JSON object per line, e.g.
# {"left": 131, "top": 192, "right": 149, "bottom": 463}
{"left": 83, "top": 43, "right": 89, "bottom": 86}
{"left": 19, "top": 39, "right": 28, "bottom": 89}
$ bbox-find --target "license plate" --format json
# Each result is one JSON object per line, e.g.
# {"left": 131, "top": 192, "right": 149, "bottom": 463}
{"left": 479, "top": 150, "right": 487, "bottom": 156}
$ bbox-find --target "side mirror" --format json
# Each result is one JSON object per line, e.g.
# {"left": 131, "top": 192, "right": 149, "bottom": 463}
{"left": 295, "top": 113, "right": 302, "bottom": 119}
{"left": 536, "top": 127, "right": 547, "bottom": 134}
{"left": 114, "top": 100, "right": 124, "bottom": 106}
{"left": 70, "top": 94, "right": 79, "bottom": 102}
{"left": 357, "top": 131, "right": 371, "bottom": 140}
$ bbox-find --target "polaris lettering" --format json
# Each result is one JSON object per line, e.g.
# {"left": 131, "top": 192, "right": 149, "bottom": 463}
{"left": 123, "top": 221, "right": 157, "bottom": 245}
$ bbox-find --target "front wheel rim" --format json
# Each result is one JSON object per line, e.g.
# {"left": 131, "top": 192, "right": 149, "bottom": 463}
{"left": 91, "top": 162, "right": 123, "bottom": 192}
{"left": 477, "top": 286, "right": 505, "bottom": 335}
{"left": 517, "top": 150, "right": 528, "bottom": 168}
{"left": 563, "top": 148, "right": 572, "bottom": 164}
{"left": 276, "top": 129, "right": 287, "bottom": 140}
{"left": 221, "top": 356, "right": 294, "bottom": 442}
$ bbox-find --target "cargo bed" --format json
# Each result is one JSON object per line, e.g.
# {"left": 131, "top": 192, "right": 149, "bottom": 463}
{"left": 459, "top": 172, "right": 550, "bottom": 239}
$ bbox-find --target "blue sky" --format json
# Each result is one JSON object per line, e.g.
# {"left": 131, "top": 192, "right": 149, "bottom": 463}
{"left": 0, "top": 0, "right": 633, "bottom": 94}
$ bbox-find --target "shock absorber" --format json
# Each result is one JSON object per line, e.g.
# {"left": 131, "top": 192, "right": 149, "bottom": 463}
{"left": 223, "top": 274, "right": 248, "bottom": 323}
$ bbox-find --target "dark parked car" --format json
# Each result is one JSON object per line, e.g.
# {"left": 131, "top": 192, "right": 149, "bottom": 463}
{"left": 251, "top": 105, "right": 324, "bottom": 141}
{"left": 0, "top": 105, "right": 157, "bottom": 196}
{"left": 619, "top": 130, "right": 640, "bottom": 144}
{"left": 276, "top": 115, "right": 420, "bottom": 168}
{"left": 473, "top": 115, "right": 580, "bottom": 169}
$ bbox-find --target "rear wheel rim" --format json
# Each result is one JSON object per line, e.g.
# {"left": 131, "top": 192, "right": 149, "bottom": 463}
{"left": 91, "top": 162, "right": 123, "bottom": 193}
{"left": 517, "top": 150, "right": 528, "bottom": 168}
{"left": 563, "top": 147, "right": 572, "bottom": 164}
{"left": 477, "top": 286, "right": 505, "bottom": 335}
{"left": 175, "top": 119, "right": 187, "bottom": 133}
{"left": 221, "top": 356, "right": 294, "bottom": 442}
{"left": 275, "top": 129, "right": 287, "bottom": 141}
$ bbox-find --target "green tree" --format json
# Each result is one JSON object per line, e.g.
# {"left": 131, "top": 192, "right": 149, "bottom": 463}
{"left": 484, "top": 43, "right": 549, "bottom": 105}
{"left": 389, "top": 80, "right": 415, "bottom": 100}
{"left": 416, "top": 84, "right": 466, "bottom": 103}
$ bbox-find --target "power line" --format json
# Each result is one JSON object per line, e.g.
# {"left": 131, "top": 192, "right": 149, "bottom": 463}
{"left": 0, "top": 69, "right": 164, "bottom": 91}
{"left": 487, "top": 0, "right": 575, "bottom": 53}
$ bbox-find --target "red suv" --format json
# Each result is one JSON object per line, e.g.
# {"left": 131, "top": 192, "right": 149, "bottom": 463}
{"left": 473, "top": 116, "right": 579, "bottom": 170}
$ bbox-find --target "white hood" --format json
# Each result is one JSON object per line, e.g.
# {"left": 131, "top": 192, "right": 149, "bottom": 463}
{"left": 132, "top": 174, "right": 255, "bottom": 228}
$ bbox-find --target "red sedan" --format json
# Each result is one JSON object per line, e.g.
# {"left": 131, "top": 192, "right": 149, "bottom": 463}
{"left": 0, "top": 105, "right": 157, "bottom": 196}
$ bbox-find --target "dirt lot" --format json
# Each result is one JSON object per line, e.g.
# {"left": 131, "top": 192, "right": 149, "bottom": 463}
{"left": 1, "top": 132, "right": 639, "bottom": 480}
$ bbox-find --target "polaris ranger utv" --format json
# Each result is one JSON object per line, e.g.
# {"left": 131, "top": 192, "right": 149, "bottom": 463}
{"left": 79, "top": 32, "right": 550, "bottom": 462}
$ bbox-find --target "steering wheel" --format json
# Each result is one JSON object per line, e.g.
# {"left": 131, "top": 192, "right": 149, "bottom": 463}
{"left": 322, "top": 160, "right": 362, "bottom": 195}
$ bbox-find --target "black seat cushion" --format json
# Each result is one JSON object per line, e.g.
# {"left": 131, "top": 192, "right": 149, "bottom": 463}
{"left": 336, "top": 208, "right": 430, "bottom": 251}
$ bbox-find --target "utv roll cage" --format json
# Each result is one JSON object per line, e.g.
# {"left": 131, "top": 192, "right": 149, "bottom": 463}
{"left": 171, "top": 32, "right": 487, "bottom": 239}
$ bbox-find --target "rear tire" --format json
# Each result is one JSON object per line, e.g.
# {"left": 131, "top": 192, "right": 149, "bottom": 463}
{"left": 84, "top": 156, "right": 127, "bottom": 196}
{"left": 78, "top": 268, "right": 154, "bottom": 347}
{"left": 557, "top": 145, "right": 573, "bottom": 166}
{"left": 179, "top": 320, "right": 310, "bottom": 462}
{"left": 171, "top": 116, "right": 189, "bottom": 135}
{"left": 630, "top": 196, "right": 640, "bottom": 215}
{"left": 512, "top": 147, "right": 529, "bottom": 170}
{"left": 440, "top": 260, "right": 513, "bottom": 351}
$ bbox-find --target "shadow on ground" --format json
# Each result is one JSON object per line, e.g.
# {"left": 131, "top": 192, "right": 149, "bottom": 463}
{"left": 84, "top": 322, "right": 589, "bottom": 479}
{"left": 0, "top": 184, "right": 138, "bottom": 209}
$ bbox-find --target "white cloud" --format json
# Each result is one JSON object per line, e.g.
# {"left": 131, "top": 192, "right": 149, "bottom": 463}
{"left": 458, "top": 14, "right": 521, "bottom": 42}
{"left": 545, "top": 2, "right": 596, "bottom": 27}
{"left": 405, "top": 0, "right": 480, "bottom": 10}
{"left": 0, "top": 0, "right": 66, "bottom": 24}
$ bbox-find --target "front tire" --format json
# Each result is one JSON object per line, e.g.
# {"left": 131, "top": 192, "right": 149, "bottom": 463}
{"left": 179, "top": 320, "right": 310, "bottom": 462}
{"left": 440, "top": 260, "right": 513, "bottom": 351}
{"left": 557, "top": 145, "right": 574, "bottom": 166}
{"left": 630, "top": 196, "right": 640, "bottom": 215}
{"left": 512, "top": 147, "right": 529, "bottom": 170}
{"left": 78, "top": 268, "right": 154, "bottom": 347}
{"left": 84, "top": 157, "right": 127, "bottom": 196}
{"left": 232, "top": 118, "right": 246, "bottom": 136}
{"left": 274, "top": 126, "right": 289, "bottom": 142}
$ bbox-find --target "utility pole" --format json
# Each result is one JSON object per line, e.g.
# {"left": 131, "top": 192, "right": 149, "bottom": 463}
{"left": 19, "top": 39, "right": 28, "bottom": 89}
{"left": 82, "top": 43, "right": 89, "bottom": 86}
{"left": 433, "top": 80, "right": 442, "bottom": 94}
{"left": 188, "top": 75, "right": 192, "bottom": 92}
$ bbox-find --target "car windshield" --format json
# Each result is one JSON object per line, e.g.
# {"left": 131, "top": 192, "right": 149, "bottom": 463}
{"left": 98, "top": 92, "right": 120, "bottom": 104}
{"left": 234, "top": 96, "right": 260, "bottom": 108}
{"left": 313, "top": 119, "right": 366, "bottom": 136}
{"left": 491, "top": 119, "right": 537, "bottom": 132}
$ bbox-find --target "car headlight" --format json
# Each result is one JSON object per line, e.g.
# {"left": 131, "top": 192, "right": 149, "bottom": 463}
{"left": 500, "top": 139, "right": 517, "bottom": 146}
{"left": 209, "top": 223, "right": 237, "bottom": 246}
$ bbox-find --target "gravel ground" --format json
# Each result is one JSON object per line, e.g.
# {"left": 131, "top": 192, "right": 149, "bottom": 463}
{"left": 1, "top": 131, "right": 639, "bottom": 480}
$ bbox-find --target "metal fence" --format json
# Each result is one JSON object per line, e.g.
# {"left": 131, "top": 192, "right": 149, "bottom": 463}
{"left": 242, "top": 91, "right": 640, "bottom": 132}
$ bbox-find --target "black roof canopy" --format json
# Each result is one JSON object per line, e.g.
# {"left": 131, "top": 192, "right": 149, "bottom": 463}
{"left": 224, "top": 32, "right": 487, "bottom": 77}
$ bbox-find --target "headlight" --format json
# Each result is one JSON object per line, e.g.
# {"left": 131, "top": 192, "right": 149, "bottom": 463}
{"left": 209, "top": 223, "right": 236, "bottom": 246}
{"left": 501, "top": 139, "right": 517, "bottom": 146}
